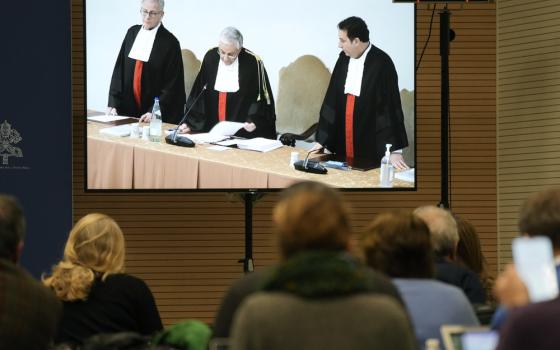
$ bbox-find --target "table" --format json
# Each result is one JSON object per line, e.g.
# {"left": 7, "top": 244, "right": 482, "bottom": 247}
{"left": 87, "top": 121, "right": 414, "bottom": 190}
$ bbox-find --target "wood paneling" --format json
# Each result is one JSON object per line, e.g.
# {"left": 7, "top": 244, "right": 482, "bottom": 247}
{"left": 72, "top": 1, "right": 496, "bottom": 326}
{"left": 497, "top": 0, "right": 560, "bottom": 266}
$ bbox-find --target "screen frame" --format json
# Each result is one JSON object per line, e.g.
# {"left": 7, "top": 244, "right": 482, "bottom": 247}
{"left": 82, "top": 1, "right": 417, "bottom": 193}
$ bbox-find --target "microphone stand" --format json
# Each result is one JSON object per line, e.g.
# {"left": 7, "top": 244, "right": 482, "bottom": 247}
{"left": 165, "top": 84, "right": 207, "bottom": 147}
{"left": 294, "top": 149, "right": 327, "bottom": 174}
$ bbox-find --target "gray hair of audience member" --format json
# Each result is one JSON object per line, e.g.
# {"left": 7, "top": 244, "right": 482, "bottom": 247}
{"left": 519, "top": 188, "right": 560, "bottom": 251}
{"left": 141, "top": 0, "right": 164, "bottom": 10}
{"left": 0, "top": 194, "right": 26, "bottom": 261}
{"left": 414, "top": 205, "right": 459, "bottom": 258}
{"left": 219, "top": 27, "right": 243, "bottom": 49}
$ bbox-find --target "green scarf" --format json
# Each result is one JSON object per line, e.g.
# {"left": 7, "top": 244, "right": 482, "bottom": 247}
{"left": 261, "top": 251, "right": 374, "bottom": 298}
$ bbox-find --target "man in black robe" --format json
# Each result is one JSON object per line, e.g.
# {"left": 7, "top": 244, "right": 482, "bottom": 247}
{"left": 313, "top": 16, "right": 409, "bottom": 169}
{"left": 107, "top": 0, "right": 185, "bottom": 124}
{"left": 179, "top": 27, "right": 276, "bottom": 139}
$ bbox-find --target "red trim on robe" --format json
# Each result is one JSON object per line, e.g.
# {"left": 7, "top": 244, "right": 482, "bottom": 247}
{"left": 218, "top": 92, "right": 227, "bottom": 122}
{"left": 345, "top": 94, "right": 356, "bottom": 162}
{"left": 133, "top": 60, "right": 144, "bottom": 111}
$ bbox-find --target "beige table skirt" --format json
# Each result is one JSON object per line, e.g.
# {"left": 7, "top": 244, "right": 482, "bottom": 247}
{"left": 87, "top": 121, "right": 414, "bottom": 190}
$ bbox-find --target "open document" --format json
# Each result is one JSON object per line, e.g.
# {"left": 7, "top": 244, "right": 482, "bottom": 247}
{"left": 186, "top": 121, "right": 245, "bottom": 144}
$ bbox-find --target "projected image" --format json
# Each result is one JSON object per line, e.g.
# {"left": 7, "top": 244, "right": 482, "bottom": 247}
{"left": 85, "top": 0, "right": 415, "bottom": 190}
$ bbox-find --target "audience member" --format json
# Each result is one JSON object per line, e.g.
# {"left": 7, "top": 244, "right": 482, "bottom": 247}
{"left": 362, "top": 210, "right": 478, "bottom": 349}
{"left": 0, "top": 194, "right": 61, "bottom": 350}
{"left": 213, "top": 183, "right": 407, "bottom": 340}
{"left": 455, "top": 215, "right": 495, "bottom": 303}
{"left": 229, "top": 181, "right": 416, "bottom": 350}
{"left": 493, "top": 189, "right": 560, "bottom": 350}
{"left": 43, "top": 213, "right": 163, "bottom": 347}
{"left": 414, "top": 205, "right": 486, "bottom": 304}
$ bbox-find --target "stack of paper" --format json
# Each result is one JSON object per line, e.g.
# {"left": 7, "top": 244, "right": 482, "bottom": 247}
{"left": 395, "top": 168, "right": 415, "bottom": 182}
{"left": 236, "top": 138, "right": 283, "bottom": 153}
{"left": 88, "top": 115, "right": 135, "bottom": 124}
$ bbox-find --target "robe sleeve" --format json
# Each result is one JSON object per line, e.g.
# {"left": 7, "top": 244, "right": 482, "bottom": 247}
{"left": 247, "top": 64, "right": 277, "bottom": 139}
{"left": 107, "top": 29, "right": 131, "bottom": 110}
{"left": 377, "top": 58, "right": 408, "bottom": 152}
{"left": 185, "top": 54, "right": 211, "bottom": 132}
{"left": 158, "top": 37, "right": 186, "bottom": 125}
{"left": 315, "top": 54, "right": 344, "bottom": 149}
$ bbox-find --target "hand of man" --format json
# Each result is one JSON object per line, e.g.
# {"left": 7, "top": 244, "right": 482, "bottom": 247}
{"left": 390, "top": 153, "right": 409, "bottom": 171}
{"left": 494, "top": 264, "right": 530, "bottom": 308}
{"left": 139, "top": 112, "right": 153, "bottom": 123}
{"left": 106, "top": 107, "right": 117, "bottom": 116}
{"left": 244, "top": 122, "right": 256, "bottom": 132}
{"left": 178, "top": 123, "right": 191, "bottom": 134}
{"left": 309, "top": 143, "right": 324, "bottom": 153}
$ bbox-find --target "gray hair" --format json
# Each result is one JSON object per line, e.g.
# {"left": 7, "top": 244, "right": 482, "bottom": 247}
{"left": 219, "top": 27, "right": 243, "bottom": 49}
{"left": 141, "top": 0, "right": 165, "bottom": 10}
{"left": 414, "top": 205, "right": 459, "bottom": 258}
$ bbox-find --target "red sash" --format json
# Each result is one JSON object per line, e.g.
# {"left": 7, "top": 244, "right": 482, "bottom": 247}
{"left": 345, "top": 94, "right": 356, "bottom": 162}
{"left": 218, "top": 92, "right": 227, "bottom": 122}
{"left": 133, "top": 60, "right": 144, "bottom": 110}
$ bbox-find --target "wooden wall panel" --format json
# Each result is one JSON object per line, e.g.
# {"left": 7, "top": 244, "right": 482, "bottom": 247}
{"left": 72, "top": 1, "right": 496, "bottom": 326}
{"left": 497, "top": 0, "right": 560, "bottom": 266}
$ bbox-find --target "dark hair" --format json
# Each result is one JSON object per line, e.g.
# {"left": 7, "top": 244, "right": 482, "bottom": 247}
{"left": 338, "top": 16, "right": 369, "bottom": 42}
{"left": 454, "top": 214, "right": 495, "bottom": 302}
{"left": 455, "top": 215, "right": 484, "bottom": 274}
{"left": 362, "top": 210, "right": 435, "bottom": 278}
{"left": 0, "top": 195, "right": 26, "bottom": 259}
{"left": 519, "top": 188, "right": 560, "bottom": 250}
{"left": 273, "top": 181, "right": 351, "bottom": 258}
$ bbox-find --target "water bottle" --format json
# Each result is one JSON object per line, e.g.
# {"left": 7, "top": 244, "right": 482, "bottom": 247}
{"left": 149, "top": 97, "right": 162, "bottom": 142}
{"left": 425, "top": 338, "right": 440, "bottom": 350}
{"left": 379, "top": 143, "right": 394, "bottom": 187}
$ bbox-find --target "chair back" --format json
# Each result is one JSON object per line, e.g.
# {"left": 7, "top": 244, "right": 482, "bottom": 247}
{"left": 181, "top": 49, "right": 202, "bottom": 100}
{"left": 275, "top": 55, "right": 330, "bottom": 137}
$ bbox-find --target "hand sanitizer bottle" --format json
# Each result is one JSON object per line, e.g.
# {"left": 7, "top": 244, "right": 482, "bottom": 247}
{"left": 149, "top": 97, "right": 162, "bottom": 142}
{"left": 379, "top": 143, "right": 393, "bottom": 188}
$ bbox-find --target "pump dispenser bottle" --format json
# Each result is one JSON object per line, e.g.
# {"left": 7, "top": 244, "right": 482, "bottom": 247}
{"left": 379, "top": 143, "right": 394, "bottom": 187}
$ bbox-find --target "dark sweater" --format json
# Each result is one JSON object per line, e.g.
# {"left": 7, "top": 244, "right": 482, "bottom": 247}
{"left": 55, "top": 273, "right": 163, "bottom": 346}
{"left": 0, "top": 259, "right": 61, "bottom": 350}
{"left": 497, "top": 297, "right": 560, "bottom": 350}
{"left": 435, "top": 257, "right": 486, "bottom": 304}
{"left": 213, "top": 252, "right": 405, "bottom": 338}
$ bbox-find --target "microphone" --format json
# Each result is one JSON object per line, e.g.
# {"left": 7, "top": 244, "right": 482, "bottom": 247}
{"left": 294, "top": 150, "right": 327, "bottom": 174}
{"left": 165, "top": 84, "right": 207, "bottom": 147}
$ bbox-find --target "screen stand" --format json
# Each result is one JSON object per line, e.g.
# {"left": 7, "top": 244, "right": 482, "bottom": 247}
{"left": 238, "top": 191, "right": 261, "bottom": 273}
{"left": 439, "top": 7, "right": 454, "bottom": 209}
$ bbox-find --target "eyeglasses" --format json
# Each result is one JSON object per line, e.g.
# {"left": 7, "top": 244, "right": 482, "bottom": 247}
{"left": 140, "top": 8, "right": 162, "bottom": 17}
{"left": 217, "top": 48, "right": 240, "bottom": 60}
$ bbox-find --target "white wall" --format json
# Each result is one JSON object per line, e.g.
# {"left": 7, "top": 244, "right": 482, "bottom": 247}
{"left": 86, "top": 0, "right": 414, "bottom": 111}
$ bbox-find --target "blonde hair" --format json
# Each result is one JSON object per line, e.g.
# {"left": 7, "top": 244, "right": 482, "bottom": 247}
{"left": 43, "top": 213, "right": 125, "bottom": 301}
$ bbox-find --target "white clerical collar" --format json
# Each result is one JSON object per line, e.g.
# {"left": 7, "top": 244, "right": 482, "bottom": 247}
{"left": 344, "top": 43, "right": 371, "bottom": 97}
{"left": 214, "top": 55, "right": 240, "bottom": 93}
{"left": 128, "top": 23, "right": 161, "bottom": 62}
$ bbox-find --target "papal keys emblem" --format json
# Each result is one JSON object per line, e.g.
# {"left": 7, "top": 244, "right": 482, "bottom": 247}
{"left": 0, "top": 120, "right": 23, "bottom": 166}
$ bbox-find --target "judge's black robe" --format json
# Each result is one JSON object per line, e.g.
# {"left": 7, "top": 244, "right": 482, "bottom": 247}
{"left": 316, "top": 45, "right": 408, "bottom": 167}
{"left": 108, "top": 24, "right": 186, "bottom": 124}
{"left": 186, "top": 48, "right": 276, "bottom": 139}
